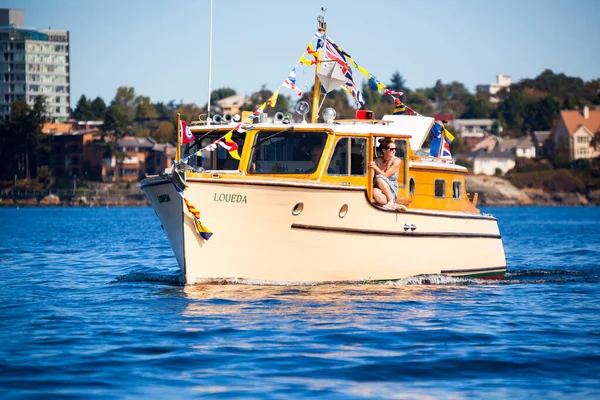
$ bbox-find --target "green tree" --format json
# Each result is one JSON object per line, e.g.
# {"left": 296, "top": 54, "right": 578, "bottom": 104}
{"left": 524, "top": 95, "right": 561, "bottom": 132}
{"left": 494, "top": 90, "right": 527, "bottom": 136}
{"left": 103, "top": 87, "right": 137, "bottom": 138}
{"left": 101, "top": 87, "right": 137, "bottom": 182}
{"left": 405, "top": 90, "right": 433, "bottom": 115}
{"left": 72, "top": 95, "right": 92, "bottom": 121}
{"left": 210, "top": 87, "right": 237, "bottom": 103}
{"left": 89, "top": 97, "right": 107, "bottom": 119}
{"left": 154, "top": 121, "right": 176, "bottom": 143}
{"left": 427, "top": 79, "right": 447, "bottom": 102}
{"left": 0, "top": 96, "right": 48, "bottom": 180}
{"left": 240, "top": 86, "right": 292, "bottom": 116}
{"left": 135, "top": 95, "right": 158, "bottom": 120}
{"left": 591, "top": 130, "right": 600, "bottom": 151}
{"left": 461, "top": 94, "right": 491, "bottom": 119}
{"left": 388, "top": 71, "right": 409, "bottom": 94}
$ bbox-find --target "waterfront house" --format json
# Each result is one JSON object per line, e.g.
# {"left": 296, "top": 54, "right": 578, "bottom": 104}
{"left": 102, "top": 136, "right": 175, "bottom": 182}
{"left": 471, "top": 134, "right": 500, "bottom": 153}
{"left": 499, "top": 136, "right": 536, "bottom": 158}
{"left": 215, "top": 94, "right": 246, "bottom": 116}
{"left": 450, "top": 119, "right": 494, "bottom": 139}
{"left": 550, "top": 106, "right": 600, "bottom": 161}
{"left": 532, "top": 130, "right": 551, "bottom": 158}
{"left": 457, "top": 150, "right": 516, "bottom": 176}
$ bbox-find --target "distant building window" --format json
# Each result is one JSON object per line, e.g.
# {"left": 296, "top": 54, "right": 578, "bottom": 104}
{"left": 577, "top": 148, "right": 589, "bottom": 156}
{"left": 452, "top": 181, "right": 462, "bottom": 199}
{"left": 577, "top": 136, "right": 590, "bottom": 143}
{"left": 434, "top": 179, "right": 445, "bottom": 198}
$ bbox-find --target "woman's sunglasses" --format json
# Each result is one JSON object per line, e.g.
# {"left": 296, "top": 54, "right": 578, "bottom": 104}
{"left": 384, "top": 147, "right": 397, "bottom": 151}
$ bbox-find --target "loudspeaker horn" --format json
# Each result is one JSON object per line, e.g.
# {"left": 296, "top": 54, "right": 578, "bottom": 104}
{"left": 274, "top": 112, "right": 285, "bottom": 123}
{"left": 212, "top": 114, "right": 222, "bottom": 124}
{"left": 223, "top": 113, "right": 233, "bottom": 123}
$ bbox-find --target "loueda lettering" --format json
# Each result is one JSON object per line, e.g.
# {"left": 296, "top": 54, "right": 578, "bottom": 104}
{"left": 213, "top": 193, "right": 247, "bottom": 203}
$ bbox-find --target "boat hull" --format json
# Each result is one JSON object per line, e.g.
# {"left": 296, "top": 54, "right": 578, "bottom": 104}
{"left": 141, "top": 175, "right": 507, "bottom": 284}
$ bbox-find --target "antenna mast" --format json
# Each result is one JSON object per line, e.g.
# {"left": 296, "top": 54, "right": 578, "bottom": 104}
{"left": 311, "top": 7, "right": 327, "bottom": 123}
{"left": 206, "top": 0, "right": 214, "bottom": 123}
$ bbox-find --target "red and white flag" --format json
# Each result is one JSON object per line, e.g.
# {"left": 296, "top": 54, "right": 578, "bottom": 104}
{"left": 180, "top": 120, "right": 194, "bottom": 145}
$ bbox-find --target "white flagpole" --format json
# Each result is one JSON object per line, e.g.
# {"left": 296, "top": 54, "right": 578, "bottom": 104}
{"left": 206, "top": 0, "right": 213, "bottom": 124}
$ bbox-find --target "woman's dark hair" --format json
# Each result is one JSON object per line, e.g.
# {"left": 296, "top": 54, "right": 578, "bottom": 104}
{"left": 377, "top": 138, "right": 394, "bottom": 152}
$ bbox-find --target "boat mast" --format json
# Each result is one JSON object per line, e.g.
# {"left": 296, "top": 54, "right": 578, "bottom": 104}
{"left": 207, "top": 0, "right": 213, "bottom": 124}
{"left": 311, "top": 8, "right": 326, "bottom": 123}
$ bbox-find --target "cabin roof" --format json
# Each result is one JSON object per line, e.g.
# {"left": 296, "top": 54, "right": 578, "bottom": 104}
{"left": 189, "top": 114, "right": 435, "bottom": 150}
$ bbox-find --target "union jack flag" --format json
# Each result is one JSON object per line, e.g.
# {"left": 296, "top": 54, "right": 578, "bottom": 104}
{"left": 322, "top": 38, "right": 364, "bottom": 107}
{"left": 440, "top": 139, "right": 452, "bottom": 159}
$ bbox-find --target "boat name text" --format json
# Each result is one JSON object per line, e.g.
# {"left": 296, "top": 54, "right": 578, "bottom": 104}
{"left": 214, "top": 193, "right": 247, "bottom": 203}
{"left": 157, "top": 194, "right": 171, "bottom": 203}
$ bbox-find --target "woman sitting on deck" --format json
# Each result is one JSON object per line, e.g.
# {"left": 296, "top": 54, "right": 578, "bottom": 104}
{"left": 369, "top": 138, "right": 400, "bottom": 209}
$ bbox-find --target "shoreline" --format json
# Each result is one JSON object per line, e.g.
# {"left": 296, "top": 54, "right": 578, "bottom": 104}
{"left": 1, "top": 193, "right": 598, "bottom": 208}
{"left": 1, "top": 175, "right": 598, "bottom": 207}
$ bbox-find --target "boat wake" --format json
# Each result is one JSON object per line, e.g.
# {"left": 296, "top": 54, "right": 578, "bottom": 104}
{"left": 111, "top": 271, "right": 184, "bottom": 286}
{"left": 503, "top": 269, "right": 598, "bottom": 284}
{"left": 384, "top": 270, "right": 598, "bottom": 285}
{"left": 111, "top": 269, "right": 597, "bottom": 287}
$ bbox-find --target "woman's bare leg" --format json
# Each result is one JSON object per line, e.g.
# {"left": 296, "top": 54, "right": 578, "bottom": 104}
{"left": 376, "top": 177, "right": 394, "bottom": 204}
{"left": 373, "top": 188, "right": 387, "bottom": 205}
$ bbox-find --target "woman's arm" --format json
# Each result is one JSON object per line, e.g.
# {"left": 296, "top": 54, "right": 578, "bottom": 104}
{"left": 369, "top": 157, "right": 400, "bottom": 178}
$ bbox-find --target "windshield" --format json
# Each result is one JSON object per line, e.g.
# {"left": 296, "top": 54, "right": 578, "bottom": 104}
{"left": 249, "top": 130, "right": 328, "bottom": 174}
{"left": 186, "top": 132, "right": 246, "bottom": 171}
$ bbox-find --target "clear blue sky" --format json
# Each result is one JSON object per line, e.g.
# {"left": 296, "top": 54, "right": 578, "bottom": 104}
{"left": 6, "top": 0, "right": 600, "bottom": 108}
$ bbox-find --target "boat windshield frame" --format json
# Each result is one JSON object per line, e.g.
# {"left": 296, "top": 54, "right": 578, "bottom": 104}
{"left": 185, "top": 129, "right": 248, "bottom": 171}
{"left": 248, "top": 129, "right": 329, "bottom": 175}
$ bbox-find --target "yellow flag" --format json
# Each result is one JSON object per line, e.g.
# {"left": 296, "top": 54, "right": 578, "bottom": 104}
{"left": 347, "top": 56, "right": 358, "bottom": 68}
{"left": 222, "top": 130, "right": 241, "bottom": 160}
{"left": 443, "top": 127, "right": 455, "bottom": 143}
{"left": 299, "top": 55, "right": 313, "bottom": 66}
{"left": 193, "top": 219, "right": 213, "bottom": 240}
{"left": 267, "top": 89, "right": 280, "bottom": 107}
{"left": 357, "top": 65, "right": 369, "bottom": 77}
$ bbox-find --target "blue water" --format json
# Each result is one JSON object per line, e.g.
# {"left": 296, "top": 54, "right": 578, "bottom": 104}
{"left": 1, "top": 207, "right": 599, "bottom": 399}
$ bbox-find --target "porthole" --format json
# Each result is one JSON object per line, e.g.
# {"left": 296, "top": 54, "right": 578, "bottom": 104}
{"left": 339, "top": 204, "right": 348, "bottom": 218}
{"left": 292, "top": 202, "right": 304, "bottom": 216}
{"left": 409, "top": 177, "right": 415, "bottom": 196}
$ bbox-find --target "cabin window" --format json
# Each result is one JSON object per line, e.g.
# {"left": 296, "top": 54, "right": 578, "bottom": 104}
{"left": 351, "top": 138, "right": 366, "bottom": 175}
{"left": 434, "top": 179, "right": 445, "bottom": 198}
{"left": 452, "top": 181, "right": 462, "bottom": 199}
{"left": 328, "top": 138, "right": 348, "bottom": 175}
{"left": 327, "top": 137, "right": 367, "bottom": 176}
{"left": 393, "top": 139, "right": 407, "bottom": 187}
{"left": 249, "top": 130, "right": 328, "bottom": 174}
{"left": 191, "top": 132, "right": 247, "bottom": 171}
{"left": 409, "top": 177, "right": 415, "bottom": 196}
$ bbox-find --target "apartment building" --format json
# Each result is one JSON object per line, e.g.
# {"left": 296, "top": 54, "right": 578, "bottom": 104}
{"left": 0, "top": 9, "right": 70, "bottom": 121}
{"left": 476, "top": 74, "right": 511, "bottom": 103}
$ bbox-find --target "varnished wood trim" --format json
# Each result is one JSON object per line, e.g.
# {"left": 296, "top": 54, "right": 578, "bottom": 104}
{"left": 186, "top": 177, "right": 365, "bottom": 191}
{"left": 291, "top": 223, "right": 502, "bottom": 239}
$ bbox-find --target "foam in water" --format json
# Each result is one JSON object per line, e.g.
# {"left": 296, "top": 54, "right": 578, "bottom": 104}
{"left": 111, "top": 269, "right": 596, "bottom": 287}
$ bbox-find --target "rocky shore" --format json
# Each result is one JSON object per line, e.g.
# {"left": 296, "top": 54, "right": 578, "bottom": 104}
{"left": 465, "top": 176, "right": 600, "bottom": 206}
{"left": 0, "top": 193, "right": 149, "bottom": 207}
{"left": 1, "top": 177, "right": 598, "bottom": 207}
